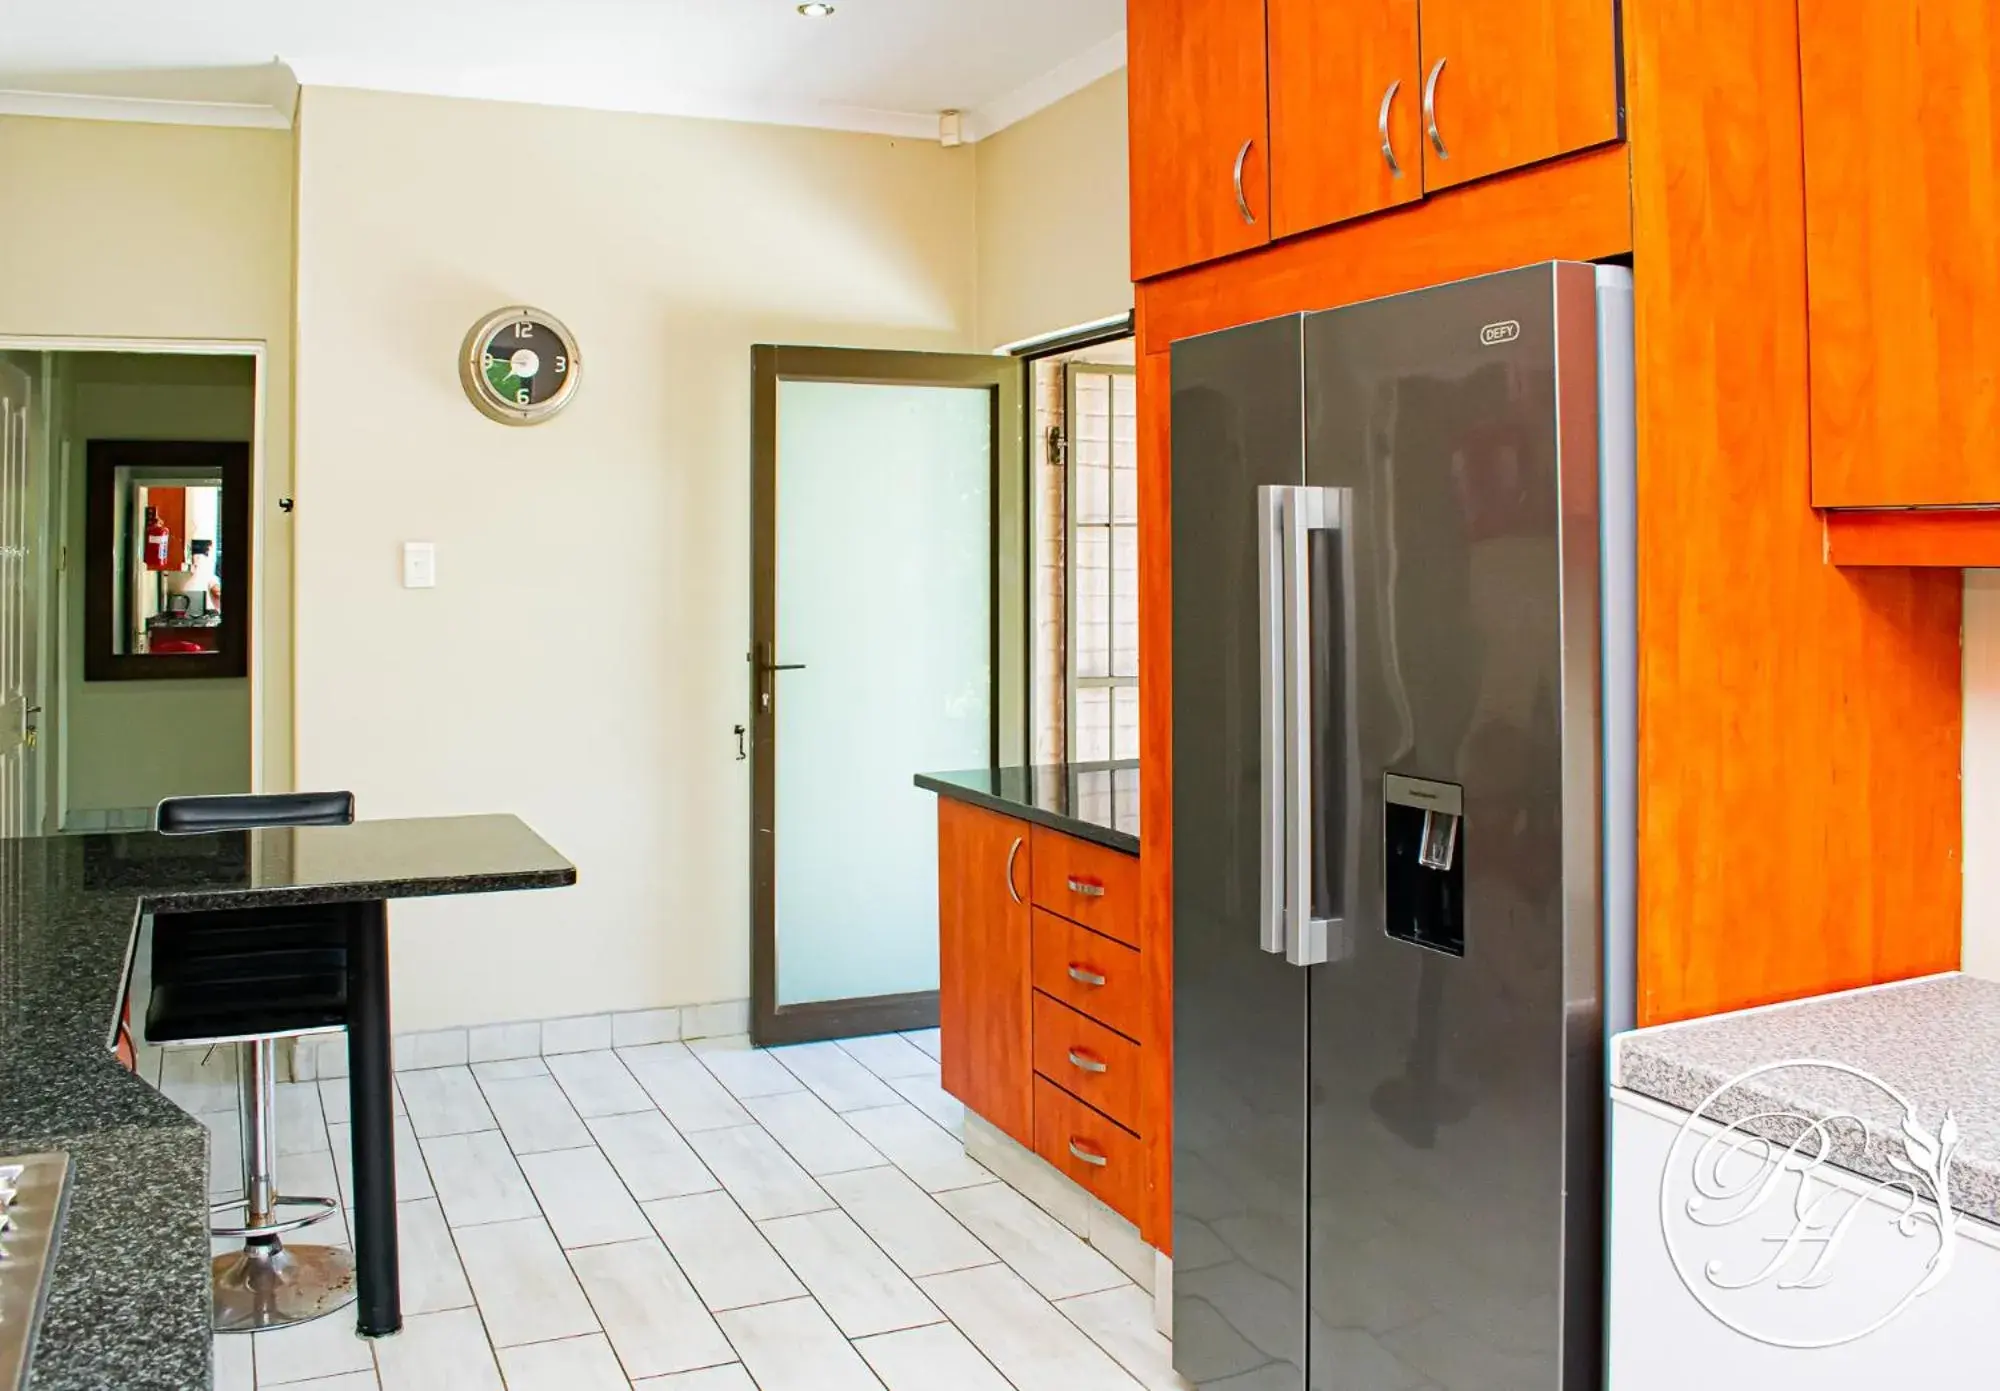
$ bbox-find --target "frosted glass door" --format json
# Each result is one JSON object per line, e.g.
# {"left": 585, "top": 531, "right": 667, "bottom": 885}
{"left": 773, "top": 380, "right": 993, "bottom": 1008}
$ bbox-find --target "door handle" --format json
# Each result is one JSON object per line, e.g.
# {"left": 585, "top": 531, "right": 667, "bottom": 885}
{"left": 1232, "top": 138, "right": 1257, "bottom": 225}
{"left": 1004, "top": 836, "right": 1025, "bottom": 905}
{"left": 1378, "top": 79, "right": 1404, "bottom": 177}
{"left": 751, "top": 643, "right": 806, "bottom": 713}
{"left": 1067, "top": 1139, "right": 1108, "bottom": 1167}
{"left": 1064, "top": 876, "right": 1105, "bottom": 898}
{"left": 1423, "top": 58, "right": 1450, "bottom": 159}
{"left": 1067, "top": 1048, "right": 1108, "bottom": 1075}
{"left": 1066, "top": 964, "right": 1107, "bottom": 987}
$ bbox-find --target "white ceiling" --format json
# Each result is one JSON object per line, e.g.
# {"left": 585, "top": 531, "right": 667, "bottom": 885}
{"left": 0, "top": 0, "right": 1127, "bottom": 139}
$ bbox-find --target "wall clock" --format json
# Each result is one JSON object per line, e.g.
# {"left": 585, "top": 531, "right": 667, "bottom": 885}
{"left": 459, "top": 307, "right": 581, "bottom": 425}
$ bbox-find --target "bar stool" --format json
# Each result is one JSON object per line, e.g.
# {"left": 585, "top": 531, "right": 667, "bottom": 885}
{"left": 149, "top": 791, "right": 360, "bottom": 1334}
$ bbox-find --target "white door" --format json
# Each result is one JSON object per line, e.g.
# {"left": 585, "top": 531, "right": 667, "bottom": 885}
{"left": 0, "top": 362, "right": 41, "bottom": 837}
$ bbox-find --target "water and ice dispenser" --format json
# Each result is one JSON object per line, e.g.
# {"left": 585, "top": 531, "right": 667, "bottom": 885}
{"left": 1384, "top": 774, "right": 1465, "bottom": 957}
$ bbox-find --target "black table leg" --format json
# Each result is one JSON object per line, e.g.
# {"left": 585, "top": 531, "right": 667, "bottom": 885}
{"left": 346, "top": 898, "right": 401, "bottom": 1337}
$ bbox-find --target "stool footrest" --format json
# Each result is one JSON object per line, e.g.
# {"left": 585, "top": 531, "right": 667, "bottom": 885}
{"left": 210, "top": 1193, "right": 339, "bottom": 1240}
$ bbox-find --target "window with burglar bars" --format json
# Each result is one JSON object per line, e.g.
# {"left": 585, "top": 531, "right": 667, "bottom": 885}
{"left": 1067, "top": 364, "right": 1138, "bottom": 762}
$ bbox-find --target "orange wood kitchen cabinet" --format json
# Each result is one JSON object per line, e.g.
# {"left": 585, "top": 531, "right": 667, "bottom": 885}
{"left": 1415, "top": 0, "right": 1622, "bottom": 192}
{"left": 1801, "top": 0, "right": 2000, "bottom": 509}
{"left": 1127, "top": 0, "right": 1272, "bottom": 279}
{"left": 1267, "top": 0, "right": 1423, "bottom": 237}
{"left": 936, "top": 798, "right": 1034, "bottom": 1147}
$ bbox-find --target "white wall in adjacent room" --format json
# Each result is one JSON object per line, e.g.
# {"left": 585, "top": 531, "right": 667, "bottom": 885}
{"left": 1964, "top": 572, "right": 1999, "bottom": 981}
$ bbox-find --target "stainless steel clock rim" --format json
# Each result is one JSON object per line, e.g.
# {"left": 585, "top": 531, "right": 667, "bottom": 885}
{"left": 459, "top": 305, "right": 582, "bottom": 426}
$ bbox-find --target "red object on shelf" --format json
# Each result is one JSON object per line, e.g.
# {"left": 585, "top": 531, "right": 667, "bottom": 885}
{"left": 149, "top": 637, "right": 206, "bottom": 654}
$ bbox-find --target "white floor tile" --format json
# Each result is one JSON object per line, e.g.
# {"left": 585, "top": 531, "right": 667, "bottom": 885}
{"left": 759, "top": 1208, "right": 942, "bottom": 1338}
{"left": 420, "top": 1130, "right": 538, "bottom": 1227}
{"left": 938, "top": 1181, "right": 1128, "bottom": 1300}
{"left": 613, "top": 1008, "right": 682, "bottom": 1048}
{"left": 633, "top": 1365, "right": 757, "bottom": 1391}
{"left": 213, "top": 1332, "right": 255, "bottom": 1391}
{"left": 329, "top": 1113, "right": 434, "bottom": 1205}
{"left": 451, "top": 1217, "right": 601, "bottom": 1347}
{"left": 495, "top": 1333, "right": 631, "bottom": 1391}
{"left": 372, "top": 1307, "right": 503, "bottom": 1391}
{"left": 277, "top": 1082, "right": 331, "bottom": 1155}
{"left": 921, "top": 1263, "right": 1144, "bottom": 1391}
{"left": 283, "top": 1373, "right": 379, "bottom": 1391}
{"left": 274, "top": 1148, "right": 342, "bottom": 1213}
{"left": 319, "top": 1077, "right": 407, "bottom": 1128}
{"left": 397, "top": 1067, "right": 496, "bottom": 1138}
{"left": 546, "top": 1048, "right": 653, "bottom": 1117}
{"left": 568, "top": 1236, "right": 736, "bottom": 1378}
{"left": 587, "top": 1110, "right": 718, "bottom": 1202}
{"left": 855, "top": 1323, "right": 1014, "bottom": 1391}
{"left": 844, "top": 1104, "right": 995, "bottom": 1193}
{"left": 741, "top": 1089, "right": 887, "bottom": 1176}
{"left": 471, "top": 1056, "right": 549, "bottom": 1083}
{"left": 1060, "top": 1284, "right": 1195, "bottom": 1390}
{"left": 685, "top": 1123, "right": 833, "bottom": 1220}
{"left": 479, "top": 1074, "right": 592, "bottom": 1155}
{"left": 162, "top": 1045, "right": 239, "bottom": 1114}
{"left": 693, "top": 1037, "right": 808, "bottom": 1100}
{"left": 204, "top": 1108, "right": 243, "bottom": 1200}
{"left": 769, "top": 1041, "right": 901, "bottom": 1111}
{"left": 902, "top": 1028, "right": 943, "bottom": 1061}
{"left": 820, "top": 1165, "right": 997, "bottom": 1278}
{"left": 887, "top": 1068, "right": 966, "bottom": 1137}
{"left": 518, "top": 1145, "right": 654, "bottom": 1248}
{"left": 642, "top": 1192, "right": 805, "bottom": 1311}
{"left": 397, "top": 1198, "right": 475, "bottom": 1315}
{"left": 715, "top": 1296, "right": 889, "bottom": 1391}
{"left": 619, "top": 1044, "right": 753, "bottom": 1133}
{"left": 837, "top": 1033, "right": 939, "bottom": 1081}
{"left": 252, "top": 1307, "right": 376, "bottom": 1385}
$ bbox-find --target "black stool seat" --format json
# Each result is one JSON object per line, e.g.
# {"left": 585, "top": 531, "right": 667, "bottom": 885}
{"left": 147, "top": 904, "right": 353, "bottom": 1044}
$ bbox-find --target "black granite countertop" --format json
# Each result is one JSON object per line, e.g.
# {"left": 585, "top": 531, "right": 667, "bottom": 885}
{"left": 0, "top": 814, "right": 575, "bottom": 1391}
{"left": 915, "top": 763, "right": 1139, "bottom": 855}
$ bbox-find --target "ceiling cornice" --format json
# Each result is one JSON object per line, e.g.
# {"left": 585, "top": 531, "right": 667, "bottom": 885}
{"left": 964, "top": 29, "right": 1125, "bottom": 142}
{"left": 0, "top": 87, "right": 294, "bottom": 128}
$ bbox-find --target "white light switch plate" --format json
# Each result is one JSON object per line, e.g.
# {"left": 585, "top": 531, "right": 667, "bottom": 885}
{"left": 402, "top": 541, "right": 437, "bottom": 589}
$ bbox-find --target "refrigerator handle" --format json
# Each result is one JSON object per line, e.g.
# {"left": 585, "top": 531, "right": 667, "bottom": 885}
{"left": 1286, "top": 486, "right": 1350, "bottom": 967}
{"left": 1256, "top": 485, "right": 1287, "bottom": 955}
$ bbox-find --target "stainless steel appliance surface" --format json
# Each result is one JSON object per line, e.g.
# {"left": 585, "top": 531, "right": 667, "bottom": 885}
{"left": 1170, "top": 262, "right": 1637, "bottom": 1391}
{"left": 0, "top": 1153, "right": 72, "bottom": 1391}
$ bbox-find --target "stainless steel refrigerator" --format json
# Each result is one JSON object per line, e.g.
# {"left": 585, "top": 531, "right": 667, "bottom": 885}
{"left": 1170, "top": 262, "right": 1636, "bottom": 1391}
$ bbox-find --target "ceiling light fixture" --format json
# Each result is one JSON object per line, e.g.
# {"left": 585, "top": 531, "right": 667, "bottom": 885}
{"left": 797, "top": 3, "right": 835, "bottom": 14}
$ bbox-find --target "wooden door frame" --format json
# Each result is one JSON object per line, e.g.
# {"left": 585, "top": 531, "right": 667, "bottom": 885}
{"left": 0, "top": 336, "right": 270, "bottom": 834}
{"left": 748, "top": 345, "right": 1025, "bottom": 1046}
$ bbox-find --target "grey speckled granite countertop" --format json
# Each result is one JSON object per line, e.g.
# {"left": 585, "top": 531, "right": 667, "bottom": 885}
{"left": 1612, "top": 972, "right": 2000, "bottom": 1228}
{"left": 0, "top": 814, "right": 575, "bottom": 1391}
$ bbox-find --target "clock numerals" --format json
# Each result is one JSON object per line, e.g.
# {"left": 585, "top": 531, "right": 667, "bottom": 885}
{"left": 464, "top": 308, "right": 576, "bottom": 425}
{"left": 516, "top": 322, "right": 534, "bottom": 338}
{"left": 516, "top": 387, "right": 531, "bottom": 405}
{"left": 481, "top": 352, "right": 495, "bottom": 370}
{"left": 554, "top": 355, "right": 567, "bottom": 374}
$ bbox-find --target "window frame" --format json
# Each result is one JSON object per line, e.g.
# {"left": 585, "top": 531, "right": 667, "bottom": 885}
{"left": 1063, "top": 361, "right": 1139, "bottom": 764}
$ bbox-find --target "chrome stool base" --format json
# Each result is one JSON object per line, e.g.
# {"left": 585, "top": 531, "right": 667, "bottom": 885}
{"left": 212, "top": 1241, "right": 357, "bottom": 1333}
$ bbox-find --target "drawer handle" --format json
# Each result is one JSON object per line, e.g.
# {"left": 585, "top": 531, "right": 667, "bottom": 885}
{"left": 1005, "top": 836, "right": 1025, "bottom": 905}
{"left": 1066, "top": 876, "right": 1106, "bottom": 898}
{"left": 1067, "top": 1048, "right": 1108, "bottom": 1074}
{"left": 1068, "top": 1138, "right": 1109, "bottom": 1167}
{"left": 1066, "top": 964, "right": 1107, "bottom": 987}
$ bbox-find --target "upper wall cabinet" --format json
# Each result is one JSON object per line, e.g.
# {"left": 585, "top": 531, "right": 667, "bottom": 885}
{"left": 1128, "top": 0, "right": 1273, "bottom": 281}
{"left": 1267, "top": 0, "right": 1423, "bottom": 237}
{"left": 1414, "top": 0, "right": 1621, "bottom": 192}
{"left": 1803, "top": 0, "right": 2000, "bottom": 509}
{"left": 1130, "top": 0, "right": 1623, "bottom": 276}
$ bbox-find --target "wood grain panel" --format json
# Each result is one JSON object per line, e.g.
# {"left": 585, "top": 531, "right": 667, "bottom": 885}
{"left": 1028, "top": 825, "right": 1141, "bottom": 946}
{"left": 1137, "top": 339, "right": 1175, "bottom": 1250}
{"left": 1031, "top": 909, "right": 1147, "bottom": 1042}
{"left": 1267, "top": 0, "right": 1423, "bottom": 238}
{"left": 1416, "top": 0, "right": 1623, "bottom": 192}
{"left": 1827, "top": 510, "right": 2000, "bottom": 568}
{"left": 1033, "top": 1075, "right": 1148, "bottom": 1225}
{"left": 1138, "top": 144, "right": 1632, "bottom": 354}
{"left": 1626, "top": 0, "right": 1962, "bottom": 1025}
{"left": 1802, "top": 0, "right": 2000, "bottom": 507}
{"left": 1128, "top": 0, "right": 1272, "bottom": 280}
{"left": 936, "top": 798, "right": 1034, "bottom": 1147}
{"left": 1032, "top": 992, "right": 1145, "bottom": 1134}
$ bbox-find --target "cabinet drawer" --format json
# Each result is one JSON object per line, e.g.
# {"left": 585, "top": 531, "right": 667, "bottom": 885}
{"left": 1033, "top": 1075, "right": 1146, "bottom": 1224}
{"left": 1033, "top": 992, "right": 1144, "bottom": 1134}
{"left": 1029, "top": 826, "right": 1139, "bottom": 946}
{"left": 1030, "top": 910, "right": 1145, "bottom": 1042}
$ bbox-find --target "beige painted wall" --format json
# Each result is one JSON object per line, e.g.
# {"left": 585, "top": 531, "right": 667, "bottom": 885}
{"left": 293, "top": 86, "right": 981, "bottom": 1029}
{"left": 61, "top": 354, "right": 256, "bottom": 814}
{"left": 0, "top": 116, "right": 296, "bottom": 799}
{"left": 975, "top": 69, "right": 1133, "bottom": 349}
{"left": 1966, "top": 574, "right": 1999, "bottom": 981}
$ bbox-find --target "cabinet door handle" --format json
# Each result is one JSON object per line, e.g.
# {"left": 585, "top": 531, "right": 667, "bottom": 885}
{"left": 1378, "top": 78, "right": 1404, "bottom": 177}
{"left": 1423, "top": 58, "right": 1450, "bottom": 159}
{"left": 1066, "top": 964, "right": 1107, "bottom": 987}
{"left": 1005, "top": 837, "right": 1025, "bottom": 905}
{"left": 1066, "top": 876, "right": 1106, "bottom": 898}
{"left": 1067, "top": 1048, "right": 1108, "bottom": 1075}
{"left": 1068, "top": 1138, "right": 1109, "bottom": 1167}
{"left": 1233, "top": 138, "right": 1257, "bottom": 225}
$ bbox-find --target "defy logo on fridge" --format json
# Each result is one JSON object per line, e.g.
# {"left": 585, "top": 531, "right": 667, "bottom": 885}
{"left": 1480, "top": 320, "right": 1522, "bottom": 346}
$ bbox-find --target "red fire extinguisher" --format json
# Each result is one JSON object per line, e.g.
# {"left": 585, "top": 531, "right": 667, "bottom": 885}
{"left": 143, "top": 507, "right": 172, "bottom": 570}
